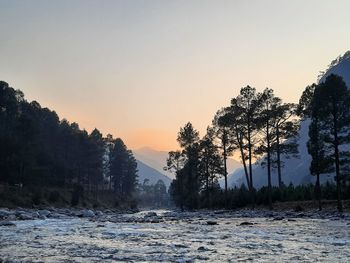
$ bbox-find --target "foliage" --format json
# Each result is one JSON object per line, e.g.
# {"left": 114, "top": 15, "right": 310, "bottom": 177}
{"left": 0, "top": 81, "right": 138, "bottom": 207}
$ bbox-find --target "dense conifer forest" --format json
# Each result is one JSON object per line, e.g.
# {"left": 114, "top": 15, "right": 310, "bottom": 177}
{"left": 0, "top": 81, "right": 139, "bottom": 208}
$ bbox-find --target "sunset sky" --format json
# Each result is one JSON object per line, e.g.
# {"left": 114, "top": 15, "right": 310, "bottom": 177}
{"left": 1, "top": 0, "right": 350, "bottom": 151}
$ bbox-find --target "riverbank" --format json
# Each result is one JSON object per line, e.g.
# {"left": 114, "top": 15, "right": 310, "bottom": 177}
{"left": 0, "top": 184, "right": 138, "bottom": 210}
{"left": 1, "top": 204, "right": 349, "bottom": 227}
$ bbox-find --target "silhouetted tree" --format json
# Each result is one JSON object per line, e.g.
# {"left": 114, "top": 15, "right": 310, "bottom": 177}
{"left": 231, "top": 86, "right": 262, "bottom": 190}
{"left": 213, "top": 109, "right": 236, "bottom": 206}
{"left": 255, "top": 88, "right": 277, "bottom": 210}
{"left": 169, "top": 122, "right": 200, "bottom": 209}
{"left": 311, "top": 74, "right": 350, "bottom": 212}
{"left": 198, "top": 127, "right": 223, "bottom": 207}
{"left": 109, "top": 138, "right": 138, "bottom": 199}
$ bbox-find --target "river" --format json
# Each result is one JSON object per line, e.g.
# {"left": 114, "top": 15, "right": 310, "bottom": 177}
{"left": 0, "top": 210, "right": 349, "bottom": 262}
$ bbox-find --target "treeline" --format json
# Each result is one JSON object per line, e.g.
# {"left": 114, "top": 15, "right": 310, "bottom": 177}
{"left": 137, "top": 179, "right": 169, "bottom": 207}
{"left": 0, "top": 81, "right": 137, "bottom": 206}
{"left": 167, "top": 74, "right": 350, "bottom": 212}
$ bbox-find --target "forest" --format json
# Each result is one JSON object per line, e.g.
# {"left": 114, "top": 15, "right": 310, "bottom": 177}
{"left": 167, "top": 74, "right": 350, "bottom": 212}
{"left": 1, "top": 75, "right": 350, "bottom": 212}
{"left": 0, "top": 81, "right": 141, "bottom": 208}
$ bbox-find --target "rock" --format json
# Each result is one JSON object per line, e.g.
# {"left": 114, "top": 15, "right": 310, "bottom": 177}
{"left": 18, "top": 213, "right": 34, "bottom": 220}
{"left": 32, "top": 211, "right": 40, "bottom": 218}
{"left": 273, "top": 216, "right": 284, "bottom": 221}
{"left": 82, "top": 210, "right": 95, "bottom": 217}
{"left": 174, "top": 244, "right": 188, "bottom": 248}
{"left": 38, "top": 210, "right": 51, "bottom": 217}
{"left": 95, "top": 211, "right": 104, "bottom": 217}
{"left": 206, "top": 221, "right": 218, "bottom": 225}
{"left": 0, "top": 209, "right": 12, "bottom": 219}
{"left": 239, "top": 221, "right": 254, "bottom": 226}
{"left": 144, "top": 211, "right": 157, "bottom": 217}
{"left": 197, "top": 246, "right": 209, "bottom": 251}
{"left": 0, "top": 220, "right": 16, "bottom": 226}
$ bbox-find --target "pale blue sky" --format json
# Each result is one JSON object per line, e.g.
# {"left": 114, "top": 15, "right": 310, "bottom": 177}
{"left": 1, "top": 0, "right": 349, "bottom": 150}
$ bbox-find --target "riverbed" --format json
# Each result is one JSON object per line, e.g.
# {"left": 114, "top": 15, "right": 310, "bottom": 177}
{"left": 0, "top": 209, "right": 349, "bottom": 262}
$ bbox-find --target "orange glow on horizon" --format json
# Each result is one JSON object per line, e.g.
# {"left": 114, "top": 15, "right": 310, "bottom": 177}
{"left": 123, "top": 129, "right": 179, "bottom": 152}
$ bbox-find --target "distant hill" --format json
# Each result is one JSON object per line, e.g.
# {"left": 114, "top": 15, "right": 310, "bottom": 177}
{"left": 136, "top": 159, "right": 172, "bottom": 189}
{"left": 231, "top": 51, "right": 350, "bottom": 189}
{"left": 319, "top": 51, "right": 350, "bottom": 85}
{"left": 218, "top": 158, "right": 243, "bottom": 188}
{"left": 135, "top": 147, "right": 242, "bottom": 184}
{"left": 134, "top": 147, "right": 174, "bottom": 179}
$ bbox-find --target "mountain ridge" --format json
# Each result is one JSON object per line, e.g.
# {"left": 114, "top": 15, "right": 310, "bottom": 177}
{"left": 136, "top": 159, "right": 172, "bottom": 189}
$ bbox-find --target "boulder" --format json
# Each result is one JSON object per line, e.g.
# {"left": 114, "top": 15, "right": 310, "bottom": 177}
{"left": 38, "top": 210, "right": 51, "bottom": 217}
{"left": 0, "top": 209, "right": 12, "bottom": 219}
{"left": 239, "top": 221, "right": 254, "bottom": 226}
{"left": 82, "top": 210, "right": 95, "bottom": 217}
{"left": 95, "top": 211, "right": 104, "bottom": 217}
{"left": 18, "top": 213, "right": 33, "bottom": 220}
{"left": 144, "top": 211, "right": 157, "bottom": 217}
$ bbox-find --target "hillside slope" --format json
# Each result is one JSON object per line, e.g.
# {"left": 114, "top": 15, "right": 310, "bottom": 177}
{"left": 136, "top": 159, "right": 172, "bottom": 189}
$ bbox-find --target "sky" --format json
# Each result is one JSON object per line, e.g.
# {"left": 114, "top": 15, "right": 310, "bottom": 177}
{"left": 1, "top": 0, "right": 350, "bottom": 151}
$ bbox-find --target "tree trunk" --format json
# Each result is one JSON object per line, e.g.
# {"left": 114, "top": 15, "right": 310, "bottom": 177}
{"left": 236, "top": 126, "right": 250, "bottom": 188}
{"left": 316, "top": 173, "right": 322, "bottom": 211}
{"left": 223, "top": 132, "right": 228, "bottom": 209}
{"left": 276, "top": 125, "right": 282, "bottom": 188}
{"left": 267, "top": 116, "right": 273, "bottom": 210}
{"left": 205, "top": 158, "right": 209, "bottom": 207}
{"left": 248, "top": 119, "right": 253, "bottom": 190}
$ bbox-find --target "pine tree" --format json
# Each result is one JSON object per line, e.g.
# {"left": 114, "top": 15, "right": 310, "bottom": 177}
{"left": 198, "top": 127, "right": 223, "bottom": 207}
{"left": 109, "top": 138, "right": 138, "bottom": 199}
{"left": 213, "top": 109, "right": 236, "bottom": 206}
{"left": 312, "top": 74, "right": 350, "bottom": 212}
{"left": 170, "top": 122, "right": 201, "bottom": 209}
{"left": 232, "top": 86, "right": 262, "bottom": 190}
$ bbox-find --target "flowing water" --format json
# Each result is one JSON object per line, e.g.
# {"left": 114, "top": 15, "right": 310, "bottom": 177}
{"left": 0, "top": 210, "right": 349, "bottom": 262}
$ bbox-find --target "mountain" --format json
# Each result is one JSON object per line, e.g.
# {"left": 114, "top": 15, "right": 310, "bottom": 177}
{"left": 226, "top": 158, "right": 242, "bottom": 174}
{"left": 218, "top": 158, "right": 243, "bottom": 188}
{"left": 136, "top": 159, "right": 172, "bottom": 189}
{"left": 134, "top": 147, "right": 174, "bottom": 178}
{"left": 230, "top": 51, "right": 350, "bottom": 189}
{"left": 319, "top": 51, "right": 350, "bottom": 85}
{"left": 135, "top": 147, "right": 242, "bottom": 183}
